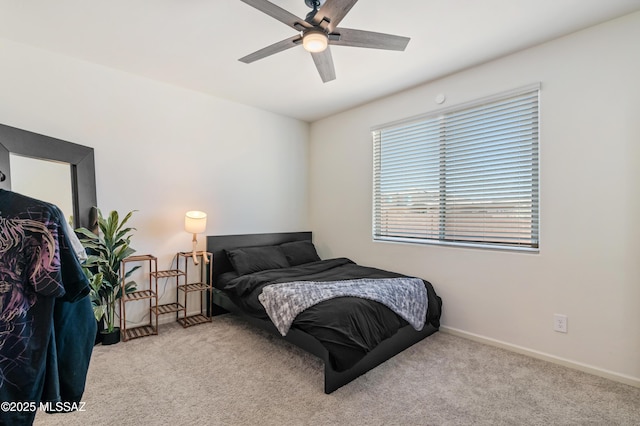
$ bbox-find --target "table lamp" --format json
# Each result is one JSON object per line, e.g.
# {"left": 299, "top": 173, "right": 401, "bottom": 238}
{"left": 185, "top": 210, "right": 208, "bottom": 265}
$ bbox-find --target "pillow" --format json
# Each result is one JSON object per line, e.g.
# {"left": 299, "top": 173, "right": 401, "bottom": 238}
{"left": 225, "top": 245, "right": 290, "bottom": 275}
{"left": 279, "top": 240, "right": 321, "bottom": 266}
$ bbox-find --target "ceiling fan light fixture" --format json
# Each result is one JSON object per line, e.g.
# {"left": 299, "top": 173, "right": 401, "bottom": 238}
{"left": 303, "top": 30, "right": 328, "bottom": 53}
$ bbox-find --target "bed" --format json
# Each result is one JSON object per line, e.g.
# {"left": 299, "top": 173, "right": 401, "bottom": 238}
{"left": 206, "top": 232, "right": 442, "bottom": 393}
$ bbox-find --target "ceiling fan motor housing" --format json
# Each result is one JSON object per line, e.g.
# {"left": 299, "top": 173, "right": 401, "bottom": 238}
{"left": 304, "top": 0, "right": 326, "bottom": 9}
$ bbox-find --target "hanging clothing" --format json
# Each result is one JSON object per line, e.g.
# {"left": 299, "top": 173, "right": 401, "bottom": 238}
{"left": 64, "top": 219, "right": 88, "bottom": 262}
{"left": 0, "top": 189, "right": 95, "bottom": 426}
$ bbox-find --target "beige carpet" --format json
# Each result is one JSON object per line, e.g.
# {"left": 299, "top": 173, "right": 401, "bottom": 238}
{"left": 34, "top": 315, "right": 639, "bottom": 426}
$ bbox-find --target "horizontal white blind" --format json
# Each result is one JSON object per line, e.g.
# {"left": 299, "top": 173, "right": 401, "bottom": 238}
{"left": 373, "top": 87, "right": 539, "bottom": 249}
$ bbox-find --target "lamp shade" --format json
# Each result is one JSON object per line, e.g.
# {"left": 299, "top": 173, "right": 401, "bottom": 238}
{"left": 185, "top": 211, "right": 207, "bottom": 234}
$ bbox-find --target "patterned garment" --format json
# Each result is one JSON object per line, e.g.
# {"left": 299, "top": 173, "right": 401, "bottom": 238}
{"left": 258, "top": 277, "right": 428, "bottom": 336}
{"left": 0, "top": 189, "right": 93, "bottom": 426}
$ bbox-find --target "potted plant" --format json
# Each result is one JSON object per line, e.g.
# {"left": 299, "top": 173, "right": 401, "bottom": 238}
{"left": 76, "top": 209, "right": 139, "bottom": 345}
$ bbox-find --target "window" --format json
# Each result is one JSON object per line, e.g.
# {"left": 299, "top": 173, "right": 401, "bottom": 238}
{"left": 372, "top": 85, "right": 539, "bottom": 250}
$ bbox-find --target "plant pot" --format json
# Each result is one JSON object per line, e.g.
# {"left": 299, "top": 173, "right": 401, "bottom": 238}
{"left": 100, "top": 328, "right": 121, "bottom": 345}
{"left": 95, "top": 319, "right": 104, "bottom": 345}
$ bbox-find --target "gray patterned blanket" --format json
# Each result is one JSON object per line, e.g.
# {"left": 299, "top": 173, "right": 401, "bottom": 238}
{"left": 258, "top": 277, "right": 428, "bottom": 336}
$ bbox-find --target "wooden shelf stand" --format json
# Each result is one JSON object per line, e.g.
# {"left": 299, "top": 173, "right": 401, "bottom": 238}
{"left": 176, "top": 251, "right": 213, "bottom": 328}
{"left": 150, "top": 268, "right": 186, "bottom": 325}
{"left": 120, "top": 251, "right": 213, "bottom": 340}
{"left": 120, "top": 254, "right": 158, "bottom": 341}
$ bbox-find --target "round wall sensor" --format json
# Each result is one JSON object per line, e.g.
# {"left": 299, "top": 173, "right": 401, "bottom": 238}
{"left": 435, "top": 94, "right": 446, "bottom": 104}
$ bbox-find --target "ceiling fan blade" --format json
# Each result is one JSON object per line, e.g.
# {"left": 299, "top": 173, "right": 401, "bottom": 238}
{"left": 311, "top": 0, "right": 358, "bottom": 32}
{"left": 311, "top": 47, "right": 336, "bottom": 83}
{"left": 240, "top": 0, "right": 311, "bottom": 31}
{"left": 330, "top": 27, "right": 410, "bottom": 51}
{"left": 239, "top": 35, "right": 302, "bottom": 63}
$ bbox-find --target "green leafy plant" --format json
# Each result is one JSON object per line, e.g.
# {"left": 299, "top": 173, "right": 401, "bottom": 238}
{"left": 76, "top": 209, "right": 139, "bottom": 333}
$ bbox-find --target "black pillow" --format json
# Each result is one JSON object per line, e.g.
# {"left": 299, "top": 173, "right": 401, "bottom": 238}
{"left": 225, "top": 245, "right": 290, "bottom": 275}
{"left": 279, "top": 240, "right": 321, "bottom": 266}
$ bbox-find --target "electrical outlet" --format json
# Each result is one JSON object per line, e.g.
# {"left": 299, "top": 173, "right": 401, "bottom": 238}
{"left": 553, "top": 314, "right": 568, "bottom": 333}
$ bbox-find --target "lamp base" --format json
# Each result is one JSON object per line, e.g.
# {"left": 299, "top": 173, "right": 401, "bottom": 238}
{"left": 190, "top": 250, "right": 210, "bottom": 265}
{"left": 192, "top": 236, "right": 199, "bottom": 265}
{"left": 191, "top": 237, "right": 209, "bottom": 265}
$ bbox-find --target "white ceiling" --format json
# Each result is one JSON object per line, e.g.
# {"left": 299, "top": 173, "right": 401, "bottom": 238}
{"left": 0, "top": 0, "right": 639, "bottom": 122}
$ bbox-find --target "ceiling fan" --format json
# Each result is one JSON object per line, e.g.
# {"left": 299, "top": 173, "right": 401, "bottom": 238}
{"left": 238, "top": 0, "right": 411, "bottom": 83}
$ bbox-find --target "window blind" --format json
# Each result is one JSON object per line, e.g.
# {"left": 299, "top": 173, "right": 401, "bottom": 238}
{"left": 373, "top": 86, "right": 539, "bottom": 250}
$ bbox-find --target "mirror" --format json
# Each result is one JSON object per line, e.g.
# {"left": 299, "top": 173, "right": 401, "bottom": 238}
{"left": 9, "top": 154, "right": 75, "bottom": 225}
{"left": 0, "top": 123, "right": 97, "bottom": 231}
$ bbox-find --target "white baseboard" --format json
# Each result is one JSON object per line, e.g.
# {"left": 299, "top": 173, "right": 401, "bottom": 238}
{"left": 440, "top": 326, "right": 640, "bottom": 389}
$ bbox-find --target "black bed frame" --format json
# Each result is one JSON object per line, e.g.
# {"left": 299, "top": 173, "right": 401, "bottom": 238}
{"left": 206, "top": 232, "right": 438, "bottom": 394}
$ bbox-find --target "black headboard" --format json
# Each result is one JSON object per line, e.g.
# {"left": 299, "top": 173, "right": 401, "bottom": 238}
{"left": 207, "top": 231, "right": 312, "bottom": 287}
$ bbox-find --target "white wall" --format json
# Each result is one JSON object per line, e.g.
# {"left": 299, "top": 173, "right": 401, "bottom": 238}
{"left": 310, "top": 11, "right": 640, "bottom": 385}
{"left": 0, "top": 38, "right": 309, "bottom": 323}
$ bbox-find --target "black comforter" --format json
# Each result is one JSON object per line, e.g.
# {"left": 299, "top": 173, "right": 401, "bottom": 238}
{"left": 220, "top": 258, "right": 442, "bottom": 371}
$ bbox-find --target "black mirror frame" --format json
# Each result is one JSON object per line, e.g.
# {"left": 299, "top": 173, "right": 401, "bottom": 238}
{"left": 0, "top": 123, "right": 97, "bottom": 231}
